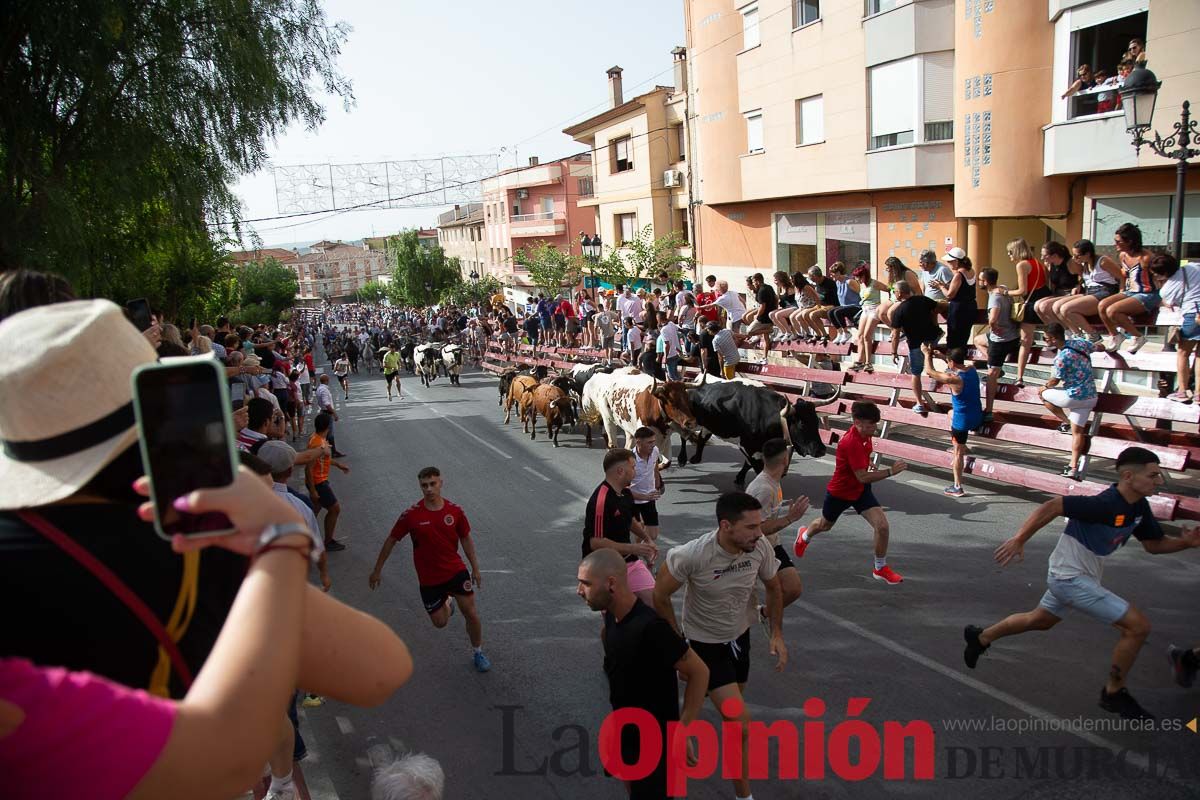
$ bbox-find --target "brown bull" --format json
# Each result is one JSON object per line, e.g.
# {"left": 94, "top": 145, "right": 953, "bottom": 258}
{"left": 503, "top": 374, "right": 538, "bottom": 425}
{"left": 527, "top": 384, "right": 579, "bottom": 446}
{"left": 633, "top": 380, "right": 696, "bottom": 465}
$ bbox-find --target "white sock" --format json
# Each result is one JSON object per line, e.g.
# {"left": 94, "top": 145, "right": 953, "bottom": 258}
{"left": 474, "top": 646, "right": 483, "bottom": 655}
{"left": 874, "top": 556, "right": 887, "bottom": 570}
{"left": 269, "top": 771, "right": 293, "bottom": 792}
{"left": 736, "top": 795, "right": 754, "bottom": 800}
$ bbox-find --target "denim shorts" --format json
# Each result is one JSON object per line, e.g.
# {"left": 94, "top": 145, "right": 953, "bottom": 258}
{"left": 1126, "top": 291, "right": 1161, "bottom": 313}
{"left": 1181, "top": 312, "right": 1200, "bottom": 341}
{"left": 1038, "top": 574, "right": 1130, "bottom": 624}
{"left": 907, "top": 346, "right": 926, "bottom": 376}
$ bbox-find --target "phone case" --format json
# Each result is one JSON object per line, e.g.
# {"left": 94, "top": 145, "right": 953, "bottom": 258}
{"left": 131, "top": 357, "right": 239, "bottom": 541}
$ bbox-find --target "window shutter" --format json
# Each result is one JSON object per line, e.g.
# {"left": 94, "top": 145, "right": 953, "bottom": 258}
{"left": 742, "top": 6, "right": 760, "bottom": 48}
{"left": 799, "top": 95, "right": 823, "bottom": 144}
{"left": 746, "top": 111, "right": 763, "bottom": 152}
{"left": 869, "top": 57, "right": 917, "bottom": 138}
{"left": 923, "top": 51, "right": 954, "bottom": 123}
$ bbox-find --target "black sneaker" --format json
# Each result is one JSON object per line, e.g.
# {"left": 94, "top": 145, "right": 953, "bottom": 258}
{"left": 324, "top": 539, "right": 347, "bottom": 552}
{"left": 1099, "top": 687, "right": 1156, "bottom": 720}
{"left": 331, "top": 450, "right": 348, "bottom": 458}
{"left": 1168, "top": 644, "right": 1197, "bottom": 688}
{"left": 963, "top": 625, "right": 988, "bottom": 669}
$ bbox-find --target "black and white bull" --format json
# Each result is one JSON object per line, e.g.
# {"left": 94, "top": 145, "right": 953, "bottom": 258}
{"left": 679, "top": 379, "right": 829, "bottom": 486}
{"left": 414, "top": 343, "right": 441, "bottom": 387}
{"left": 441, "top": 344, "right": 464, "bottom": 386}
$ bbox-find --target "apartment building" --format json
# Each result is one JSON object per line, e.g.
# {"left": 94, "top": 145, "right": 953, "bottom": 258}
{"left": 563, "top": 61, "right": 693, "bottom": 264}
{"left": 436, "top": 203, "right": 486, "bottom": 279}
{"left": 291, "top": 240, "right": 389, "bottom": 305}
{"left": 481, "top": 153, "right": 593, "bottom": 305}
{"left": 683, "top": 0, "right": 1200, "bottom": 286}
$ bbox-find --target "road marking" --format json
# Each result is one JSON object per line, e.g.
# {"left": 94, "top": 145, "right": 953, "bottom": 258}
{"left": 566, "top": 490, "right": 590, "bottom": 503}
{"left": 429, "top": 408, "right": 513, "bottom": 460}
{"left": 295, "top": 709, "right": 342, "bottom": 800}
{"left": 522, "top": 465, "right": 551, "bottom": 482}
{"left": 335, "top": 715, "right": 355, "bottom": 735}
{"left": 796, "top": 599, "right": 1161, "bottom": 776}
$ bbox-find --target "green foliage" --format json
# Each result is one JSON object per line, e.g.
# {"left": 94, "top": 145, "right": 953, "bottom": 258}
{"left": 385, "top": 230, "right": 461, "bottom": 306}
{"left": 356, "top": 280, "right": 388, "bottom": 303}
{"left": 238, "top": 258, "right": 298, "bottom": 318}
{"left": 513, "top": 241, "right": 583, "bottom": 295}
{"left": 440, "top": 273, "right": 502, "bottom": 307}
{"left": 593, "top": 226, "right": 693, "bottom": 289}
{"left": 0, "top": 0, "right": 351, "bottom": 305}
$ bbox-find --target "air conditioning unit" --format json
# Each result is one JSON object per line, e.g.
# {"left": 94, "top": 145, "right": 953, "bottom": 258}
{"left": 663, "top": 169, "right": 684, "bottom": 188}
{"left": 516, "top": 189, "right": 529, "bottom": 199}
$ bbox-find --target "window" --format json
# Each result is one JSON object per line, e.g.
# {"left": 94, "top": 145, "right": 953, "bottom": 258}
{"left": 869, "top": 57, "right": 916, "bottom": 149}
{"left": 675, "top": 209, "right": 690, "bottom": 245}
{"left": 615, "top": 213, "right": 637, "bottom": 246}
{"left": 865, "top": 0, "right": 902, "bottom": 15}
{"left": 673, "top": 125, "right": 686, "bottom": 162}
{"left": 744, "top": 109, "right": 764, "bottom": 154}
{"left": 578, "top": 176, "right": 594, "bottom": 198}
{"left": 1065, "top": 9, "right": 1147, "bottom": 120}
{"left": 1093, "top": 193, "right": 1200, "bottom": 261}
{"left": 740, "top": 3, "right": 760, "bottom": 49}
{"left": 794, "top": 0, "right": 820, "bottom": 28}
{"left": 611, "top": 136, "right": 633, "bottom": 173}
{"left": 923, "top": 51, "right": 953, "bottom": 141}
{"left": 775, "top": 209, "right": 872, "bottom": 270}
{"left": 796, "top": 95, "right": 824, "bottom": 145}
{"left": 541, "top": 196, "right": 554, "bottom": 216}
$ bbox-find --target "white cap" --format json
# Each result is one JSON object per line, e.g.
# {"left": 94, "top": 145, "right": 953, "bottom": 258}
{"left": 945, "top": 246, "right": 967, "bottom": 261}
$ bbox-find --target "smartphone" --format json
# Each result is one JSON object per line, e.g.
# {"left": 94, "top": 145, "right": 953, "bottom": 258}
{"left": 132, "top": 358, "right": 238, "bottom": 540}
{"left": 229, "top": 379, "right": 246, "bottom": 409}
{"left": 126, "top": 298, "right": 153, "bottom": 332}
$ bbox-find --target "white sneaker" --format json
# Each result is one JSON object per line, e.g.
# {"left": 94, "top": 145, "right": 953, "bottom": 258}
{"left": 264, "top": 787, "right": 296, "bottom": 800}
{"left": 1126, "top": 334, "right": 1147, "bottom": 354}
{"left": 1104, "top": 334, "right": 1124, "bottom": 353}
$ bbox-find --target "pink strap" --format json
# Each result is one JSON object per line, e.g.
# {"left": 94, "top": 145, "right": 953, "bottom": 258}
{"left": 16, "top": 510, "right": 194, "bottom": 690}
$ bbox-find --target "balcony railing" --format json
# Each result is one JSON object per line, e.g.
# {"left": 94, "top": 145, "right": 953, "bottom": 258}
{"left": 578, "top": 177, "right": 594, "bottom": 198}
{"left": 924, "top": 120, "right": 953, "bottom": 142}
{"left": 511, "top": 211, "right": 557, "bottom": 222}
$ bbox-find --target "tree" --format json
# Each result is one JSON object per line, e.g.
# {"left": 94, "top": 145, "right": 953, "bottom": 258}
{"left": 441, "top": 273, "right": 502, "bottom": 307}
{"left": 239, "top": 258, "right": 298, "bottom": 319}
{"left": 386, "top": 230, "right": 462, "bottom": 306}
{"left": 0, "top": 0, "right": 351, "bottom": 291}
{"left": 593, "top": 226, "right": 694, "bottom": 290}
{"left": 356, "top": 280, "right": 388, "bottom": 303}
{"left": 514, "top": 241, "right": 583, "bottom": 296}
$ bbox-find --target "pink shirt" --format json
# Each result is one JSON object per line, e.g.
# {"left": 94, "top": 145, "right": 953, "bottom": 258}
{"left": 1, "top": 658, "right": 176, "bottom": 800}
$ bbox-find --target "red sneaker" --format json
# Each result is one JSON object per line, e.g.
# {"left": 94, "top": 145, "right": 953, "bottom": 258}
{"left": 872, "top": 565, "right": 903, "bottom": 585}
{"left": 793, "top": 527, "right": 810, "bottom": 559}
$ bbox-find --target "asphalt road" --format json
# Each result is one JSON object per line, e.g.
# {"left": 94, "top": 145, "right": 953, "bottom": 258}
{"left": 291, "top": 362, "right": 1200, "bottom": 800}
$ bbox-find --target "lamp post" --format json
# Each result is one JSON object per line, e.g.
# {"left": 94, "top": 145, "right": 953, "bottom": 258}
{"left": 424, "top": 281, "right": 433, "bottom": 306}
{"left": 469, "top": 269, "right": 480, "bottom": 305}
{"left": 1120, "top": 67, "right": 1199, "bottom": 258}
{"left": 580, "top": 232, "right": 602, "bottom": 301}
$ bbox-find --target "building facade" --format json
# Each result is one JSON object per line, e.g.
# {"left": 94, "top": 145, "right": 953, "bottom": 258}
{"left": 436, "top": 203, "right": 486, "bottom": 279}
{"left": 683, "top": 0, "right": 1200, "bottom": 288}
{"left": 563, "top": 62, "right": 693, "bottom": 266}
{"left": 481, "top": 153, "right": 593, "bottom": 305}
{"left": 291, "top": 240, "right": 389, "bottom": 305}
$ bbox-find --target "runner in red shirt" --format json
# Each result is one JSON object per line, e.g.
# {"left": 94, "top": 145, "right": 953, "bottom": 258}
{"left": 792, "top": 401, "right": 908, "bottom": 584}
{"left": 369, "top": 466, "right": 492, "bottom": 671}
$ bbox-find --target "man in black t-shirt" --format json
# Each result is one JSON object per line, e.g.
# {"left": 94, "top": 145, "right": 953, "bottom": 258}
{"left": 746, "top": 272, "right": 778, "bottom": 361}
{"left": 578, "top": 548, "right": 709, "bottom": 800}
{"left": 583, "top": 448, "right": 657, "bottom": 604}
{"left": 698, "top": 324, "right": 721, "bottom": 377}
{"left": 888, "top": 281, "right": 942, "bottom": 415}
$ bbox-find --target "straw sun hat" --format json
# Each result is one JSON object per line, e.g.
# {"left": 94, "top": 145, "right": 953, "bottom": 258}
{"left": 0, "top": 299, "right": 157, "bottom": 509}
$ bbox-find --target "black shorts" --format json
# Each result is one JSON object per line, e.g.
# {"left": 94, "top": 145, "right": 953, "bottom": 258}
{"left": 384, "top": 371, "right": 399, "bottom": 386}
{"left": 986, "top": 338, "right": 1020, "bottom": 368}
{"left": 773, "top": 543, "right": 794, "bottom": 571}
{"left": 314, "top": 480, "right": 338, "bottom": 510}
{"left": 950, "top": 427, "right": 970, "bottom": 445}
{"left": 821, "top": 484, "right": 881, "bottom": 523}
{"left": 633, "top": 501, "right": 659, "bottom": 526}
{"left": 689, "top": 629, "right": 751, "bottom": 691}
{"left": 418, "top": 569, "right": 474, "bottom": 613}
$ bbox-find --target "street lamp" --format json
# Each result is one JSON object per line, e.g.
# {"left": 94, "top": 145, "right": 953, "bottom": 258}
{"left": 469, "top": 269, "right": 480, "bottom": 304}
{"left": 1121, "top": 67, "right": 1199, "bottom": 258}
{"left": 424, "top": 281, "right": 433, "bottom": 305}
{"left": 580, "top": 233, "right": 602, "bottom": 300}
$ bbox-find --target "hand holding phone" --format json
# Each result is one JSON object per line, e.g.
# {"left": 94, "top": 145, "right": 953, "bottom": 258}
{"left": 126, "top": 298, "right": 153, "bottom": 332}
{"left": 132, "top": 358, "right": 238, "bottom": 539}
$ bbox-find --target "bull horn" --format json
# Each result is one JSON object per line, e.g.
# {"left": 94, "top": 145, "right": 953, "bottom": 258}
{"left": 796, "top": 385, "right": 842, "bottom": 408}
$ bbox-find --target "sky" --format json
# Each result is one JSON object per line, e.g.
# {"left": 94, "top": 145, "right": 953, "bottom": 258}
{"left": 231, "top": 0, "right": 687, "bottom": 249}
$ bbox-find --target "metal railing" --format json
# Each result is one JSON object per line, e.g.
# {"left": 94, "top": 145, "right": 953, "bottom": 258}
{"left": 511, "top": 211, "right": 557, "bottom": 222}
{"left": 924, "top": 120, "right": 953, "bottom": 142}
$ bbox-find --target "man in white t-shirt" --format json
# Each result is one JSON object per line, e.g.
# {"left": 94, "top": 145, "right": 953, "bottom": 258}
{"left": 629, "top": 427, "right": 664, "bottom": 543}
{"left": 745, "top": 439, "right": 809, "bottom": 635}
{"left": 657, "top": 313, "right": 682, "bottom": 380}
{"left": 700, "top": 280, "right": 747, "bottom": 331}
{"left": 654, "top": 492, "right": 787, "bottom": 800}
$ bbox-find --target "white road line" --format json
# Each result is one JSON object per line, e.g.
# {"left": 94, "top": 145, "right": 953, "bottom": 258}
{"left": 796, "top": 599, "right": 1160, "bottom": 775}
{"left": 295, "top": 709, "right": 342, "bottom": 800}
{"left": 566, "top": 491, "right": 590, "bottom": 503}
{"left": 522, "top": 465, "right": 551, "bottom": 482}
{"left": 430, "top": 408, "right": 513, "bottom": 460}
{"left": 335, "top": 715, "right": 355, "bottom": 736}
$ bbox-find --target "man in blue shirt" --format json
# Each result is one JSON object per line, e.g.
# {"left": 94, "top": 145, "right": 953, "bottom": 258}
{"left": 962, "top": 447, "right": 1200, "bottom": 720}
{"left": 922, "top": 345, "right": 982, "bottom": 497}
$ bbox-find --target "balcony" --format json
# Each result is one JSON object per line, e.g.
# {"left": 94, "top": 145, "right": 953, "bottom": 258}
{"left": 482, "top": 164, "right": 563, "bottom": 194}
{"left": 1042, "top": 111, "right": 1137, "bottom": 176}
{"left": 510, "top": 210, "right": 567, "bottom": 238}
{"left": 866, "top": 141, "right": 954, "bottom": 189}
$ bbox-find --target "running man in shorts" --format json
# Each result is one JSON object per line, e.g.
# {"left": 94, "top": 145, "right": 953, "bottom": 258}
{"left": 921, "top": 345, "right": 983, "bottom": 497}
{"left": 964, "top": 447, "right": 1199, "bottom": 720}
{"left": 583, "top": 449, "right": 658, "bottom": 606}
{"left": 654, "top": 492, "right": 787, "bottom": 800}
{"left": 793, "top": 401, "right": 907, "bottom": 584}
{"left": 630, "top": 427, "right": 664, "bottom": 543}
{"left": 333, "top": 353, "right": 351, "bottom": 399}
{"left": 369, "top": 466, "right": 492, "bottom": 672}
{"left": 745, "top": 438, "right": 809, "bottom": 634}
{"left": 382, "top": 341, "right": 403, "bottom": 402}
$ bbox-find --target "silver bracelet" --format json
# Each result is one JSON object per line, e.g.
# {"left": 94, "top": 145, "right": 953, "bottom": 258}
{"left": 256, "top": 522, "right": 322, "bottom": 564}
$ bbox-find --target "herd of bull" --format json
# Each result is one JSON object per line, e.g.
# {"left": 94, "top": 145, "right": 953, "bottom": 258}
{"left": 497, "top": 361, "right": 833, "bottom": 484}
